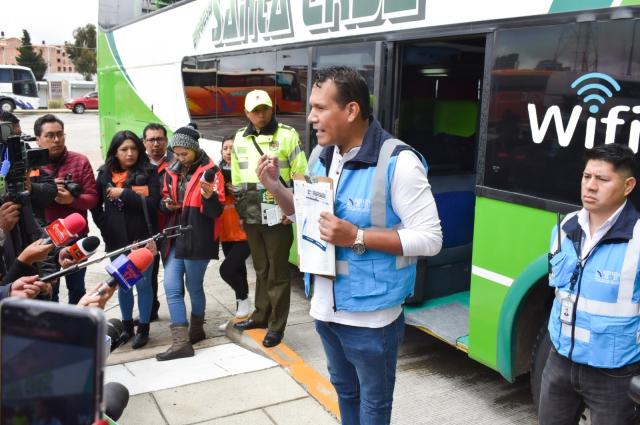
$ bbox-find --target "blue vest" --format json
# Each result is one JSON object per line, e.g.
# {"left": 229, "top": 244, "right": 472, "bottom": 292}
{"left": 305, "top": 127, "right": 427, "bottom": 312}
{"left": 548, "top": 202, "right": 640, "bottom": 368}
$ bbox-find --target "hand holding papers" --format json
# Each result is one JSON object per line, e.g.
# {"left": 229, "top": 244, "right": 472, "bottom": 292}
{"left": 293, "top": 174, "right": 336, "bottom": 277}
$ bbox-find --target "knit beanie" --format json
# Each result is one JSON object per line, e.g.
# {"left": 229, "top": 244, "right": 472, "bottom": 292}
{"left": 170, "top": 124, "right": 200, "bottom": 152}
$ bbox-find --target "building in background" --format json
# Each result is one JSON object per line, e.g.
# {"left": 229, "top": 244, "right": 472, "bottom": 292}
{"left": 0, "top": 35, "right": 76, "bottom": 75}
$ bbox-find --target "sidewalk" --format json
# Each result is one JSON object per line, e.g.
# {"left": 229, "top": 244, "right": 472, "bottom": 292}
{"left": 78, "top": 249, "right": 339, "bottom": 425}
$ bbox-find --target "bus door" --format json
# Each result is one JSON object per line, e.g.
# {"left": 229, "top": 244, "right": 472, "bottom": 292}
{"left": 393, "top": 36, "right": 486, "bottom": 350}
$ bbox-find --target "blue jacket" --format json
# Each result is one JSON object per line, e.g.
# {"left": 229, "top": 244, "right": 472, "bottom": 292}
{"left": 305, "top": 118, "right": 426, "bottom": 312}
{"left": 548, "top": 201, "right": 640, "bottom": 368}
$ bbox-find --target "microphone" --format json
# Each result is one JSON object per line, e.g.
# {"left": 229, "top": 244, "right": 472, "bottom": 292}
{"left": 42, "top": 212, "right": 86, "bottom": 246}
{"left": 67, "top": 236, "right": 101, "bottom": 262}
{"left": 101, "top": 248, "right": 154, "bottom": 293}
{"left": 104, "top": 382, "right": 130, "bottom": 421}
{"left": 200, "top": 168, "right": 216, "bottom": 195}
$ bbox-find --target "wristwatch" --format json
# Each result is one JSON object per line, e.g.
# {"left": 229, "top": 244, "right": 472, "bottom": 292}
{"left": 351, "top": 228, "right": 366, "bottom": 255}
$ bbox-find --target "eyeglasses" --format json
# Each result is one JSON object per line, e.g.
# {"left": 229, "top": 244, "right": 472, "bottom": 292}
{"left": 145, "top": 137, "right": 167, "bottom": 144}
{"left": 42, "top": 132, "right": 65, "bottom": 140}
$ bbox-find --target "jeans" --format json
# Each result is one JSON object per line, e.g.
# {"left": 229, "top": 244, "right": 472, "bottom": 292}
{"left": 314, "top": 313, "right": 405, "bottom": 425}
{"left": 163, "top": 246, "right": 209, "bottom": 326}
{"left": 51, "top": 268, "right": 87, "bottom": 304}
{"left": 118, "top": 262, "right": 154, "bottom": 325}
{"left": 539, "top": 348, "right": 640, "bottom": 425}
{"left": 220, "top": 241, "right": 250, "bottom": 300}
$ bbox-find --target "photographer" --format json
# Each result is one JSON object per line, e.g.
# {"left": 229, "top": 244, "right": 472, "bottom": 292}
{"left": 0, "top": 111, "right": 57, "bottom": 223}
{"left": 34, "top": 114, "right": 98, "bottom": 304}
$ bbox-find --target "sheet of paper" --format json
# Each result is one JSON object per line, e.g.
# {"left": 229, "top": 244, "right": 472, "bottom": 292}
{"left": 293, "top": 176, "right": 335, "bottom": 277}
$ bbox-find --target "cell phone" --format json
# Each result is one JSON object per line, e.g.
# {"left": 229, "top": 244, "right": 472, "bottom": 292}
{"left": 0, "top": 299, "right": 106, "bottom": 425}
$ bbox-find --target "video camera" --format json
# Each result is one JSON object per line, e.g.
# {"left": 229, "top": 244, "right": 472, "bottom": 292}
{"left": 0, "top": 121, "right": 49, "bottom": 204}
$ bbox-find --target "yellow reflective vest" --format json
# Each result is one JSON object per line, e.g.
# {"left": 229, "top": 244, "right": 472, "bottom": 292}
{"left": 231, "top": 120, "right": 307, "bottom": 223}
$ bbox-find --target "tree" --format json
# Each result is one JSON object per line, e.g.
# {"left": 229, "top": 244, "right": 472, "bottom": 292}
{"left": 65, "top": 24, "right": 96, "bottom": 81}
{"left": 15, "top": 30, "right": 47, "bottom": 80}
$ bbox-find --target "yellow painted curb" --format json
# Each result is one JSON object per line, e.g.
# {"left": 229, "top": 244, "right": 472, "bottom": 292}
{"left": 244, "top": 328, "right": 340, "bottom": 421}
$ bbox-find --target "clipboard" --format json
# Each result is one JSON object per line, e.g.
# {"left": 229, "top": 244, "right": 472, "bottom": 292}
{"left": 292, "top": 173, "right": 336, "bottom": 277}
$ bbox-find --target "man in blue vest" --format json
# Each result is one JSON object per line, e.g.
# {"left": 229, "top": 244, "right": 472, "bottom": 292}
{"left": 255, "top": 66, "right": 442, "bottom": 425}
{"left": 539, "top": 143, "right": 640, "bottom": 425}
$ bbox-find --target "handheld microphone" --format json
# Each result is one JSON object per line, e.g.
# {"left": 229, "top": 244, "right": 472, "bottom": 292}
{"left": 200, "top": 168, "right": 216, "bottom": 195}
{"left": 67, "top": 236, "right": 100, "bottom": 262}
{"left": 104, "top": 382, "right": 130, "bottom": 421}
{"left": 42, "top": 212, "right": 86, "bottom": 246}
{"left": 101, "top": 248, "right": 154, "bottom": 293}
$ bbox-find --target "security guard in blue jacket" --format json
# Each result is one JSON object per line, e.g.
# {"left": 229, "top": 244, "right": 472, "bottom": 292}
{"left": 539, "top": 143, "right": 640, "bottom": 425}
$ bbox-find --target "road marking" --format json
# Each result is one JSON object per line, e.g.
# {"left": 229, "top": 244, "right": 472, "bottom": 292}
{"left": 244, "top": 328, "right": 340, "bottom": 421}
{"left": 472, "top": 265, "right": 514, "bottom": 287}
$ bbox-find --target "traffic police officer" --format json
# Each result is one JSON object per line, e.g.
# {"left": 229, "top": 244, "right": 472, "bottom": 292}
{"left": 232, "top": 89, "right": 307, "bottom": 348}
{"left": 539, "top": 143, "right": 640, "bottom": 425}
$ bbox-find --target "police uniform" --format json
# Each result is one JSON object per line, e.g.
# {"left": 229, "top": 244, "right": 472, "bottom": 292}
{"left": 231, "top": 117, "right": 307, "bottom": 333}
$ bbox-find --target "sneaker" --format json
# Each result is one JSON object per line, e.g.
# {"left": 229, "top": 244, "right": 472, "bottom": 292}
{"left": 236, "top": 298, "right": 251, "bottom": 318}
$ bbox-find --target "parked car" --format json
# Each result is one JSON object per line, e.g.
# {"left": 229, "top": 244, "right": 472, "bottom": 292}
{"left": 65, "top": 91, "right": 98, "bottom": 114}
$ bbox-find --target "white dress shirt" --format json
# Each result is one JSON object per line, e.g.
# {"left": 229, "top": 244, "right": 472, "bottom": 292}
{"left": 309, "top": 146, "right": 443, "bottom": 328}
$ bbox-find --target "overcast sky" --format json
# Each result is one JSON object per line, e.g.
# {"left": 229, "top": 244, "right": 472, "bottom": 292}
{"left": 1, "top": 0, "right": 98, "bottom": 45}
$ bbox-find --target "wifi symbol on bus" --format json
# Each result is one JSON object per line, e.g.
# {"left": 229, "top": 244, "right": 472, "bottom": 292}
{"left": 571, "top": 72, "right": 621, "bottom": 114}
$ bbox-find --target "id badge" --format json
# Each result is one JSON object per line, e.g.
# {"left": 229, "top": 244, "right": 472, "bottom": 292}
{"left": 560, "top": 297, "right": 574, "bottom": 325}
{"left": 262, "top": 203, "right": 282, "bottom": 226}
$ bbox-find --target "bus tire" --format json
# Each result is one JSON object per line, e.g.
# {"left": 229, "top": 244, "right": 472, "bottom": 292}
{"left": 73, "top": 104, "right": 86, "bottom": 114}
{"left": 0, "top": 99, "right": 15, "bottom": 113}
{"left": 530, "top": 320, "right": 551, "bottom": 411}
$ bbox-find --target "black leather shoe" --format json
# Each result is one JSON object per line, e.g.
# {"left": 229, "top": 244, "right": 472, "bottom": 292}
{"left": 262, "top": 330, "right": 284, "bottom": 348}
{"left": 233, "top": 319, "right": 267, "bottom": 331}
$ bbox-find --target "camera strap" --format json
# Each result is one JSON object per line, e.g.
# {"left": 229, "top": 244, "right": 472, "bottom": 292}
{"left": 140, "top": 195, "right": 153, "bottom": 237}
{"left": 249, "top": 135, "right": 288, "bottom": 188}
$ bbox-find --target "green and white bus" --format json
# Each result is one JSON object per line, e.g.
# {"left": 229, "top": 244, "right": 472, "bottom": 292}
{"left": 97, "top": 0, "right": 640, "bottom": 405}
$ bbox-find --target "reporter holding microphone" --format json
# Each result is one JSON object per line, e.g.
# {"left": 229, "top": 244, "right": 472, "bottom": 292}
{"left": 156, "top": 125, "right": 224, "bottom": 361}
{"left": 91, "top": 131, "right": 160, "bottom": 349}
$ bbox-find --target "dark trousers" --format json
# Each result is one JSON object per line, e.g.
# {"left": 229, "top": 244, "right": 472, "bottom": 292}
{"left": 539, "top": 348, "right": 640, "bottom": 425}
{"left": 243, "top": 223, "right": 292, "bottom": 333}
{"left": 315, "top": 313, "right": 405, "bottom": 425}
{"left": 220, "top": 240, "right": 250, "bottom": 300}
{"left": 51, "top": 268, "right": 87, "bottom": 304}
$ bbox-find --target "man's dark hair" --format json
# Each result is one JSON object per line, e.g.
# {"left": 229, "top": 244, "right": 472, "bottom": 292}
{"left": 33, "top": 114, "right": 64, "bottom": 137}
{"left": 142, "top": 123, "right": 167, "bottom": 140}
{"left": 584, "top": 143, "right": 638, "bottom": 178}
{"left": 0, "top": 111, "right": 19, "bottom": 124}
{"left": 313, "top": 66, "right": 371, "bottom": 120}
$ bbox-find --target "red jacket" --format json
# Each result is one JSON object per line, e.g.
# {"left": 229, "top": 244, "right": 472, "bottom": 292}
{"left": 153, "top": 155, "right": 173, "bottom": 231}
{"left": 161, "top": 154, "right": 225, "bottom": 260}
{"left": 42, "top": 149, "right": 98, "bottom": 233}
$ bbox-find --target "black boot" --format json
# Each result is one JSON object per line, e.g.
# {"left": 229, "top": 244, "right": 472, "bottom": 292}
{"left": 121, "top": 320, "right": 135, "bottom": 344}
{"left": 131, "top": 323, "right": 150, "bottom": 349}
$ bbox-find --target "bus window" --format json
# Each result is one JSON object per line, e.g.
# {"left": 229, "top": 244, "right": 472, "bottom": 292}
{"left": 485, "top": 19, "right": 640, "bottom": 207}
{"left": 0, "top": 70, "right": 10, "bottom": 83}
{"left": 312, "top": 43, "right": 376, "bottom": 110}
{"left": 276, "top": 48, "right": 308, "bottom": 140}
{"left": 182, "top": 51, "right": 277, "bottom": 140}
